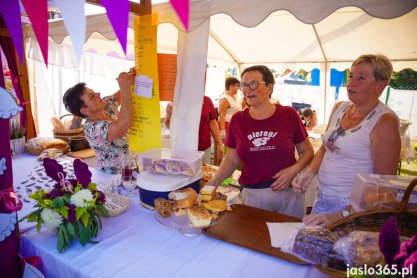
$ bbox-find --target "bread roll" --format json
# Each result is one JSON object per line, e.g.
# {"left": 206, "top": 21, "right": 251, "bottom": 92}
{"left": 168, "top": 187, "right": 198, "bottom": 209}
{"left": 154, "top": 198, "right": 173, "bottom": 218}
{"left": 203, "top": 200, "right": 228, "bottom": 214}
{"left": 188, "top": 205, "right": 211, "bottom": 228}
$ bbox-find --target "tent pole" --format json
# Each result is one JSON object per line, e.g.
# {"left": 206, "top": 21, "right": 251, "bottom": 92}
{"left": 312, "top": 24, "right": 328, "bottom": 124}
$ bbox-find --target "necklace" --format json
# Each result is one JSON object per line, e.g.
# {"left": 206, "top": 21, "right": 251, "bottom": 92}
{"left": 346, "top": 107, "right": 365, "bottom": 128}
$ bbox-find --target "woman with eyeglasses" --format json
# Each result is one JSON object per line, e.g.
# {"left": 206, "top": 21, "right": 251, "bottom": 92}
{"left": 293, "top": 54, "right": 401, "bottom": 226}
{"left": 207, "top": 65, "right": 314, "bottom": 218}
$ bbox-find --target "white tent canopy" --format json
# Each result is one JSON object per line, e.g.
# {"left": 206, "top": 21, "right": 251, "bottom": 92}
{"left": 25, "top": 0, "right": 417, "bottom": 150}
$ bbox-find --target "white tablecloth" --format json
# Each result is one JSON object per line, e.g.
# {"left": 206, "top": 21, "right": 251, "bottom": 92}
{"left": 14, "top": 154, "right": 326, "bottom": 278}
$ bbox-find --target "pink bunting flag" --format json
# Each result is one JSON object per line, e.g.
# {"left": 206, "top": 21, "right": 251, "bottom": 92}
{"left": 0, "top": 0, "right": 24, "bottom": 64}
{"left": 20, "top": 0, "right": 48, "bottom": 65}
{"left": 100, "top": 0, "right": 129, "bottom": 54}
{"left": 170, "top": 0, "right": 189, "bottom": 31}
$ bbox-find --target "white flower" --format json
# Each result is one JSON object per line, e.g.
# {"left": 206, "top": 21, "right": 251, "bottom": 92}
{"left": 41, "top": 208, "right": 63, "bottom": 229}
{"left": 70, "top": 189, "right": 94, "bottom": 208}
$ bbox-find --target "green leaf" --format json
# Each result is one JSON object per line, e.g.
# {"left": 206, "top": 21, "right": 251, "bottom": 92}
{"left": 63, "top": 195, "right": 71, "bottom": 203}
{"left": 58, "top": 197, "right": 65, "bottom": 208}
{"left": 52, "top": 198, "right": 59, "bottom": 208}
{"left": 79, "top": 225, "right": 89, "bottom": 245}
{"left": 95, "top": 204, "right": 109, "bottom": 217}
{"left": 81, "top": 212, "right": 90, "bottom": 227}
{"left": 75, "top": 207, "right": 87, "bottom": 220}
{"left": 57, "top": 227, "right": 65, "bottom": 253}
{"left": 61, "top": 225, "right": 69, "bottom": 244}
{"left": 36, "top": 222, "right": 41, "bottom": 232}
{"left": 66, "top": 222, "right": 75, "bottom": 238}
{"left": 59, "top": 206, "right": 69, "bottom": 220}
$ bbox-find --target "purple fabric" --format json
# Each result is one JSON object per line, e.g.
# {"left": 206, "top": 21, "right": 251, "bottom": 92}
{"left": 0, "top": 17, "right": 36, "bottom": 137}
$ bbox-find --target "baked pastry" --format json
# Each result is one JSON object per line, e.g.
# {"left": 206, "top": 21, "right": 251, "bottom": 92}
{"left": 25, "top": 137, "right": 69, "bottom": 155}
{"left": 200, "top": 185, "right": 216, "bottom": 202}
{"left": 211, "top": 192, "right": 227, "bottom": 201}
{"left": 334, "top": 231, "right": 384, "bottom": 267}
{"left": 363, "top": 185, "right": 398, "bottom": 208}
{"left": 292, "top": 227, "right": 345, "bottom": 269}
{"left": 168, "top": 188, "right": 198, "bottom": 209}
{"left": 188, "top": 205, "right": 211, "bottom": 228}
{"left": 203, "top": 200, "right": 228, "bottom": 219}
{"left": 154, "top": 198, "right": 174, "bottom": 218}
{"left": 148, "top": 159, "right": 195, "bottom": 176}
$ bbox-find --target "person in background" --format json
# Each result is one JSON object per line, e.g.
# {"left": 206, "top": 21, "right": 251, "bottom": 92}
{"left": 293, "top": 54, "right": 401, "bottom": 226}
{"left": 63, "top": 68, "right": 135, "bottom": 174}
{"left": 301, "top": 108, "right": 317, "bottom": 131}
{"left": 218, "top": 77, "right": 242, "bottom": 140}
{"left": 207, "top": 65, "right": 314, "bottom": 218}
{"left": 164, "top": 97, "right": 223, "bottom": 164}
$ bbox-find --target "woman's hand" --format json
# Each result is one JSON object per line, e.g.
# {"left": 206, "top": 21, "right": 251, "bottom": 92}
{"left": 292, "top": 169, "right": 315, "bottom": 193}
{"left": 271, "top": 166, "right": 297, "bottom": 191}
{"left": 117, "top": 71, "right": 135, "bottom": 92}
{"left": 303, "top": 212, "right": 341, "bottom": 226}
{"left": 217, "top": 144, "right": 223, "bottom": 161}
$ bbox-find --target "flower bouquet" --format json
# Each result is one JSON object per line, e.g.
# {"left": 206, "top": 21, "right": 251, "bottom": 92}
{"left": 22, "top": 158, "right": 108, "bottom": 252}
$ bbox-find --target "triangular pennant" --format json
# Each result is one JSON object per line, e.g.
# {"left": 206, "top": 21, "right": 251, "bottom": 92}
{"left": 170, "top": 0, "right": 189, "bottom": 31}
{"left": 0, "top": 0, "right": 24, "bottom": 63}
{"left": 53, "top": 0, "right": 86, "bottom": 64}
{"left": 21, "top": 0, "right": 48, "bottom": 65}
{"left": 99, "top": 0, "right": 129, "bottom": 54}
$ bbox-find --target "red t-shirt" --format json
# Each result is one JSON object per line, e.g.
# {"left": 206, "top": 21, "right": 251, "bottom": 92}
{"left": 198, "top": 96, "right": 218, "bottom": 151}
{"left": 226, "top": 104, "right": 308, "bottom": 185}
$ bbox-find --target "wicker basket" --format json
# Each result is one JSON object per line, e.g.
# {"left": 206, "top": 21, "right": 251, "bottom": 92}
{"left": 53, "top": 114, "right": 84, "bottom": 142}
{"left": 104, "top": 193, "right": 130, "bottom": 217}
{"left": 315, "top": 177, "right": 417, "bottom": 277}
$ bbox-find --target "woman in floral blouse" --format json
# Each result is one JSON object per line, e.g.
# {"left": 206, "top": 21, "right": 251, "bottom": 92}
{"left": 63, "top": 68, "right": 135, "bottom": 174}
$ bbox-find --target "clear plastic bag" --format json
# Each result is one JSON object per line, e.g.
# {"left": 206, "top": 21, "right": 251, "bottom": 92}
{"left": 333, "top": 231, "right": 384, "bottom": 267}
{"left": 290, "top": 226, "right": 345, "bottom": 269}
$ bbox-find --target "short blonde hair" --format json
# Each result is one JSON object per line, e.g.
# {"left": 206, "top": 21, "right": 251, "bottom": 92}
{"left": 352, "top": 54, "right": 393, "bottom": 82}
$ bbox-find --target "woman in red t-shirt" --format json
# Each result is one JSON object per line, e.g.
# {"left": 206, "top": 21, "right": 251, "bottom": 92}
{"left": 207, "top": 65, "right": 314, "bottom": 218}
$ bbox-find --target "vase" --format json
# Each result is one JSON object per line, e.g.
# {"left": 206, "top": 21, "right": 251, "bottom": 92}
{"left": 10, "top": 137, "right": 26, "bottom": 155}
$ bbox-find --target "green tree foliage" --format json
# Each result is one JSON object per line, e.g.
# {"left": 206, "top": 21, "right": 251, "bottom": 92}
{"left": 389, "top": 69, "right": 417, "bottom": 90}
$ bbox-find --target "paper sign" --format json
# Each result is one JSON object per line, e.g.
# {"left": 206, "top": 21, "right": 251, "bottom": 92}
{"left": 157, "top": 53, "right": 177, "bottom": 101}
{"left": 129, "top": 14, "right": 161, "bottom": 153}
{"left": 134, "top": 75, "right": 153, "bottom": 98}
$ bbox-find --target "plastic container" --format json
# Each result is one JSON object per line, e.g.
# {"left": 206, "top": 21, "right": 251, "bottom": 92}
{"left": 140, "top": 148, "right": 204, "bottom": 177}
{"left": 350, "top": 173, "right": 417, "bottom": 212}
{"left": 136, "top": 170, "right": 201, "bottom": 209}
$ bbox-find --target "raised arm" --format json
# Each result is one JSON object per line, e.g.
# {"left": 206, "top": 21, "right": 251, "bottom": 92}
{"left": 107, "top": 70, "right": 135, "bottom": 142}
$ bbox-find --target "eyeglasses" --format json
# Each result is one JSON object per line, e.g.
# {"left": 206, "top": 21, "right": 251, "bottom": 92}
{"left": 239, "top": 81, "right": 267, "bottom": 91}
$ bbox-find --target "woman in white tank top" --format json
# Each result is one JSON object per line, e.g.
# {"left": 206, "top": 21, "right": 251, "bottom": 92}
{"left": 218, "top": 77, "right": 242, "bottom": 139}
{"left": 293, "top": 54, "right": 401, "bottom": 226}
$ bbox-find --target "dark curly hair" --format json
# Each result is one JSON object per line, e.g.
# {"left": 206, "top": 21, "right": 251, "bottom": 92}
{"left": 63, "top": 83, "right": 87, "bottom": 118}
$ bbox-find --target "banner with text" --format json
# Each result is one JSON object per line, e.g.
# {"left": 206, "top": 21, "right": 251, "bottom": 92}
{"left": 129, "top": 14, "right": 161, "bottom": 153}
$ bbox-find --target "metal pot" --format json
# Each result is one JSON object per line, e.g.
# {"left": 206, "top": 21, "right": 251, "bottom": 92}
{"left": 68, "top": 136, "right": 90, "bottom": 152}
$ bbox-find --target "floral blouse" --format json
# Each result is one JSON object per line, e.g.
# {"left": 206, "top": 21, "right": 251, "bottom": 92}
{"left": 83, "top": 95, "right": 129, "bottom": 174}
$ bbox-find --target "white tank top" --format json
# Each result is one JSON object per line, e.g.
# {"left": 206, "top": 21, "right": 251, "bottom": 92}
{"left": 318, "top": 101, "right": 398, "bottom": 198}
{"left": 220, "top": 93, "right": 242, "bottom": 122}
